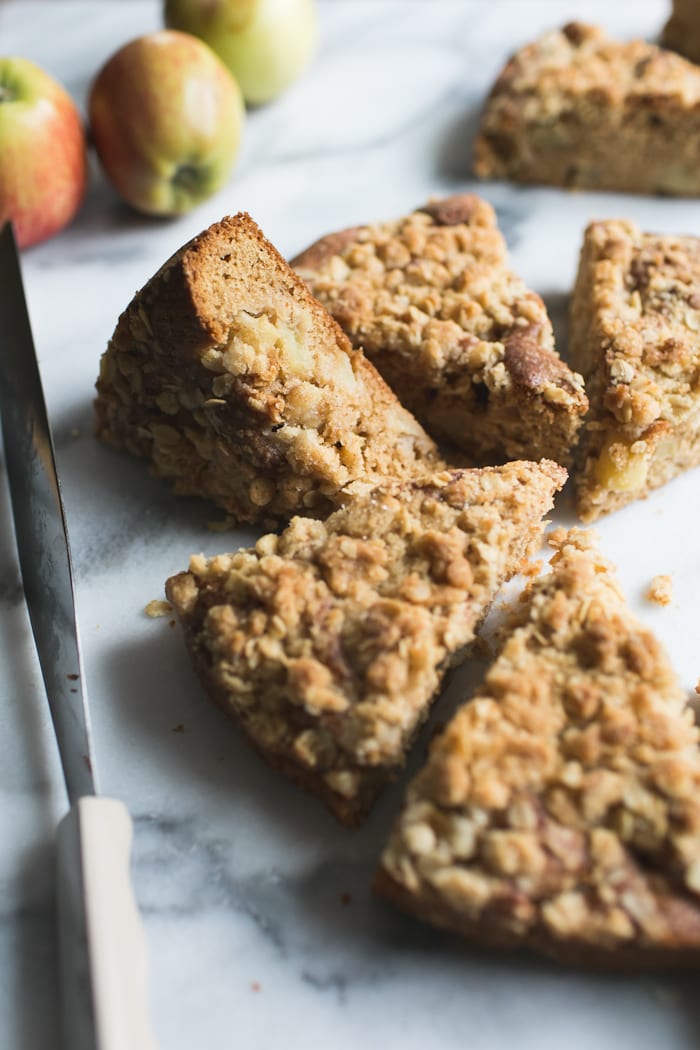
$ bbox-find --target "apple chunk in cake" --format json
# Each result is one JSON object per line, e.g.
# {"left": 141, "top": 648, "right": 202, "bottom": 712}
{"left": 570, "top": 219, "right": 700, "bottom": 522}
{"left": 165, "top": 460, "right": 565, "bottom": 824}
{"left": 475, "top": 22, "right": 700, "bottom": 196}
{"left": 95, "top": 213, "right": 439, "bottom": 527}
{"left": 292, "top": 195, "right": 586, "bottom": 466}
{"left": 377, "top": 530, "right": 700, "bottom": 968}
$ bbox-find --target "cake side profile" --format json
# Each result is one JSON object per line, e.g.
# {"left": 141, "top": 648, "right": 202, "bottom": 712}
{"left": 376, "top": 530, "right": 700, "bottom": 968}
{"left": 166, "top": 460, "right": 566, "bottom": 824}
{"left": 474, "top": 22, "right": 700, "bottom": 196}
{"left": 663, "top": 0, "right": 700, "bottom": 65}
{"left": 292, "top": 194, "right": 587, "bottom": 466}
{"left": 95, "top": 213, "right": 440, "bottom": 527}
{"left": 569, "top": 219, "right": 700, "bottom": 522}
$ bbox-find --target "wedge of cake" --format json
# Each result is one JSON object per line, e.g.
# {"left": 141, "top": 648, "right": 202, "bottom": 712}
{"left": 376, "top": 530, "right": 700, "bottom": 968}
{"left": 95, "top": 213, "right": 439, "bottom": 527}
{"left": 474, "top": 22, "right": 700, "bottom": 196}
{"left": 570, "top": 219, "right": 700, "bottom": 522}
{"left": 663, "top": 0, "right": 700, "bottom": 66}
{"left": 292, "top": 195, "right": 587, "bottom": 465}
{"left": 165, "top": 460, "right": 566, "bottom": 824}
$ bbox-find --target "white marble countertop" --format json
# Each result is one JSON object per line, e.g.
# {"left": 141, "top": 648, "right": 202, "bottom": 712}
{"left": 2, "top": 1, "right": 700, "bottom": 1047}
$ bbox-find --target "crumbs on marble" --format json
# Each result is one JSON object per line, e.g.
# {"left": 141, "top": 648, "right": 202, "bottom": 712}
{"left": 646, "top": 574, "right": 673, "bottom": 606}
{"left": 145, "top": 599, "right": 173, "bottom": 618}
{"left": 172, "top": 723, "right": 185, "bottom": 733}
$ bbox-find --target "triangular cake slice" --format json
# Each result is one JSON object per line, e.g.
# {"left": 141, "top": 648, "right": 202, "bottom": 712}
{"left": 376, "top": 530, "right": 700, "bottom": 968}
{"left": 165, "top": 460, "right": 565, "bottom": 824}
{"left": 292, "top": 195, "right": 587, "bottom": 466}
{"left": 663, "top": 0, "right": 700, "bottom": 66}
{"left": 570, "top": 219, "right": 700, "bottom": 521}
{"left": 95, "top": 213, "right": 439, "bottom": 527}
{"left": 474, "top": 22, "right": 700, "bottom": 196}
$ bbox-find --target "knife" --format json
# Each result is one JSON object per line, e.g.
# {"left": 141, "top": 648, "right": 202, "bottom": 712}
{"left": 0, "top": 223, "right": 157, "bottom": 1050}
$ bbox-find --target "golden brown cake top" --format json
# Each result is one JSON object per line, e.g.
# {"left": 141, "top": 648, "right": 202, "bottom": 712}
{"left": 487, "top": 22, "right": 700, "bottom": 115}
{"left": 167, "top": 461, "right": 565, "bottom": 799}
{"left": 293, "top": 194, "right": 585, "bottom": 408}
{"left": 381, "top": 529, "right": 700, "bottom": 958}
{"left": 574, "top": 218, "right": 700, "bottom": 432}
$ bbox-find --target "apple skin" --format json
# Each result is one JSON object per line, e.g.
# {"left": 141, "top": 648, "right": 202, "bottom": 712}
{"left": 0, "top": 58, "right": 88, "bottom": 249}
{"left": 164, "top": 0, "right": 318, "bottom": 105}
{"left": 88, "top": 30, "right": 244, "bottom": 217}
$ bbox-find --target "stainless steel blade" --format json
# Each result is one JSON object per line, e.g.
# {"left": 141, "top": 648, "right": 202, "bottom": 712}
{"left": 0, "top": 222, "right": 97, "bottom": 803}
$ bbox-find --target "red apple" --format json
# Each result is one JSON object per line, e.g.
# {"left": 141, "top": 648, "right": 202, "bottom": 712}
{"left": 88, "top": 31, "right": 244, "bottom": 217}
{"left": 164, "top": 0, "right": 318, "bottom": 105}
{"left": 0, "top": 58, "right": 88, "bottom": 249}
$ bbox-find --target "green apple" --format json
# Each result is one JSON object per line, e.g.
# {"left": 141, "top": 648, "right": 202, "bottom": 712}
{"left": 0, "top": 57, "right": 87, "bottom": 249}
{"left": 164, "top": 0, "right": 318, "bottom": 105}
{"left": 88, "top": 30, "right": 244, "bottom": 217}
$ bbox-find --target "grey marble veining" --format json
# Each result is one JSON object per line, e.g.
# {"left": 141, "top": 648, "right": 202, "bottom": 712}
{"left": 2, "top": 2, "right": 700, "bottom": 1048}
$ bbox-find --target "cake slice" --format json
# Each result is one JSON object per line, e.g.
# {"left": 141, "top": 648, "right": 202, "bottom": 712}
{"left": 570, "top": 219, "right": 700, "bottom": 522}
{"left": 165, "top": 460, "right": 566, "bottom": 824}
{"left": 95, "top": 213, "right": 439, "bottom": 528}
{"left": 663, "top": 0, "right": 700, "bottom": 66}
{"left": 474, "top": 22, "right": 700, "bottom": 196}
{"left": 292, "top": 195, "right": 587, "bottom": 465}
{"left": 376, "top": 530, "right": 700, "bottom": 968}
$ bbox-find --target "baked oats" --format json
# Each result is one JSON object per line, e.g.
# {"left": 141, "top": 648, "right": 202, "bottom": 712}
{"left": 292, "top": 195, "right": 586, "bottom": 465}
{"left": 663, "top": 0, "right": 700, "bottom": 66}
{"left": 377, "top": 530, "right": 700, "bottom": 968}
{"left": 474, "top": 22, "right": 700, "bottom": 196}
{"left": 166, "top": 460, "right": 565, "bottom": 824}
{"left": 570, "top": 219, "right": 700, "bottom": 522}
{"left": 95, "top": 213, "right": 439, "bottom": 528}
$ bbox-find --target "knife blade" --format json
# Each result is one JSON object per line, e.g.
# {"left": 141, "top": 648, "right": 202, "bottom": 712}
{"left": 0, "top": 222, "right": 157, "bottom": 1050}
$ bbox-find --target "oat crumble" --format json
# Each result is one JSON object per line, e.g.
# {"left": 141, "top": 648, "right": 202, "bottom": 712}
{"left": 377, "top": 530, "right": 700, "bottom": 967}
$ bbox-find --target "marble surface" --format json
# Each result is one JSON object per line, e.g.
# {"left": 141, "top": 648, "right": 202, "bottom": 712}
{"left": 2, "top": 1, "right": 700, "bottom": 1047}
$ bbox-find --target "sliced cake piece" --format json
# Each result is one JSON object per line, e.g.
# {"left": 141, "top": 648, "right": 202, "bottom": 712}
{"left": 474, "top": 22, "right": 700, "bottom": 196}
{"left": 95, "top": 213, "right": 439, "bottom": 528}
{"left": 165, "top": 460, "right": 566, "bottom": 824}
{"left": 377, "top": 530, "right": 700, "bottom": 968}
{"left": 292, "top": 195, "right": 586, "bottom": 465}
{"left": 570, "top": 219, "right": 700, "bottom": 522}
{"left": 663, "top": 0, "right": 700, "bottom": 66}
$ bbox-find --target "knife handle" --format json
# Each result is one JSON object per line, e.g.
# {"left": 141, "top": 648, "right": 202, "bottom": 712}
{"left": 56, "top": 797, "right": 158, "bottom": 1050}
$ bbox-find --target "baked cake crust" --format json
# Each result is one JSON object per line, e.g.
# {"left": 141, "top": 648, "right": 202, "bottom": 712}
{"left": 376, "top": 530, "right": 700, "bottom": 968}
{"left": 570, "top": 219, "right": 700, "bottom": 522}
{"left": 663, "top": 0, "right": 700, "bottom": 66}
{"left": 95, "top": 213, "right": 439, "bottom": 527}
{"left": 292, "top": 194, "right": 586, "bottom": 466}
{"left": 166, "top": 460, "right": 565, "bottom": 824}
{"left": 474, "top": 22, "right": 700, "bottom": 196}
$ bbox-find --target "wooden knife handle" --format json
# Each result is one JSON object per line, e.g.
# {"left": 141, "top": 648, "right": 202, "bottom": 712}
{"left": 56, "top": 797, "right": 158, "bottom": 1050}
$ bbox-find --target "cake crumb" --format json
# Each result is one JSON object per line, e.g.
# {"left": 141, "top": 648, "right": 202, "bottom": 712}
{"left": 250, "top": 981, "right": 261, "bottom": 993}
{"left": 145, "top": 599, "right": 173, "bottom": 618}
{"left": 172, "top": 723, "right": 185, "bottom": 734}
{"left": 647, "top": 575, "right": 673, "bottom": 606}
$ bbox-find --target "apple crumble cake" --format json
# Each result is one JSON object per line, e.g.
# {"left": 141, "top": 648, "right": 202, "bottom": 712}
{"left": 95, "top": 213, "right": 439, "bottom": 527}
{"left": 663, "top": 0, "right": 700, "bottom": 66}
{"left": 570, "top": 219, "right": 700, "bottom": 522}
{"left": 376, "top": 529, "right": 700, "bottom": 968}
{"left": 474, "top": 22, "right": 700, "bottom": 196}
{"left": 292, "top": 195, "right": 587, "bottom": 465}
{"left": 165, "top": 460, "right": 565, "bottom": 824}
